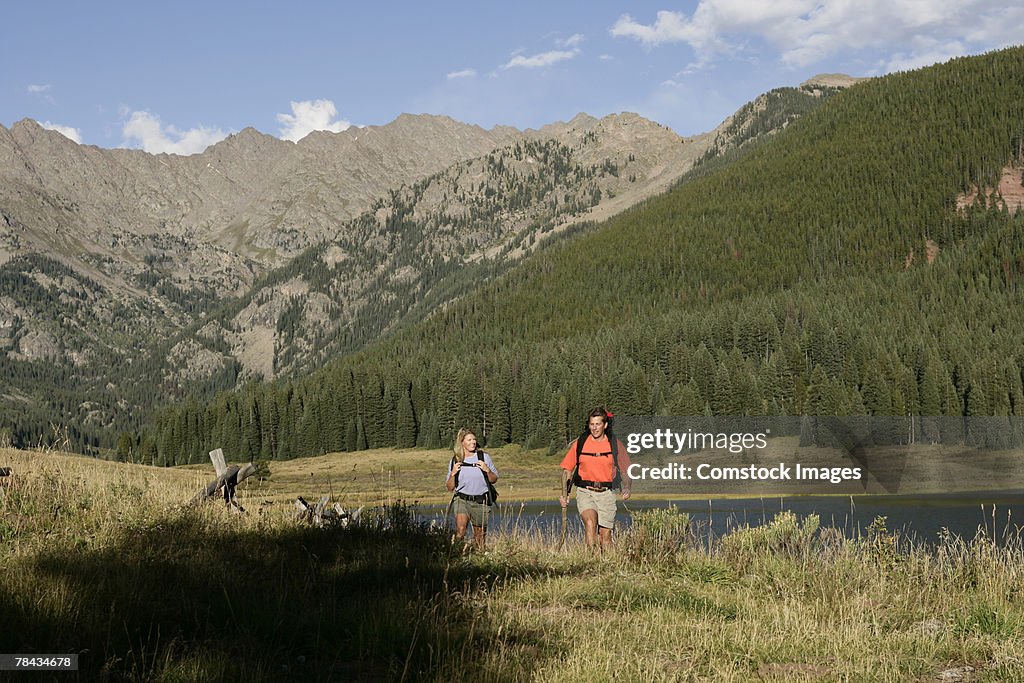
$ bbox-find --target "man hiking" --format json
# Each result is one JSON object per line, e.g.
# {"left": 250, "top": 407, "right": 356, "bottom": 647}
{"left": 559, "top": 407, "right": 632, "bottom": 550}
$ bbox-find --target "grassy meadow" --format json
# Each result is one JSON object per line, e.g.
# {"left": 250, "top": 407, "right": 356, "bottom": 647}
{"left": 185, "top": 435, "right": 1024, "bottom": 507}
{"left": 2, "top": 447, "right": 1024, "bottom": 682}
{"left": 225, "top": 443, "right": 564, "bottom": 507}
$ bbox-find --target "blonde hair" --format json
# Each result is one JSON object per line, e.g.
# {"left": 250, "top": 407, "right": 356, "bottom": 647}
{"left": 452, "top": 428, "right": 476, "bottom": 463}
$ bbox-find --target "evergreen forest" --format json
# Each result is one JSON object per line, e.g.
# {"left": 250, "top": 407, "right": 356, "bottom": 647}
{"left": 123, "top": 48, "right": 1024, "bottom": 463}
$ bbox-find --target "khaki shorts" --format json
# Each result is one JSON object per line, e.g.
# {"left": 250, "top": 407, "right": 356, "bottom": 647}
{"left": 454, "top": 496, "right": 493, "bottom": 528}
{"left": 575, "top": 487, "right": 617, "bottom": 529}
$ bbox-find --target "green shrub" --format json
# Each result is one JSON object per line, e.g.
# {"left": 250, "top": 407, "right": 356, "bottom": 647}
{"left": 621, "top": 505, "right": 693, "bottom": 564}
{"left": 720, "top": 511, "right": 820, "bottom": 563}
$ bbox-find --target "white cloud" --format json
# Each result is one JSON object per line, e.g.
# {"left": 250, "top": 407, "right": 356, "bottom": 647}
{"left": 963, "top": 6, "right": 1024, "bottom": 46}
{"left": 447, "top": 68, "right": 478, "bottom": 80}
{"left": 502, "top": 33, "right": 584, "bottom": 70}
{"left": 883, "top": 39, "right": 966, "bottom": 73}
{"left": 121, "top": 111, "right": 228, "bottom": 155}
{"left": 611, "top": 10, "right": 707, "bottom": 48}
{"left": 276, "top": 99, "right": 351, "bottom": 142}
{"left": 610, "top": 1, "right": 1019, "bottom": 71}
{"left": 503, "top": 36, "right": 585, "bottom": 70}
{"left": 28, "top": 83, "right": 56, "bottom": 104}
{"left": 558, "top": 34, "right": 584, "bottom": 49}
{"left": 40, "top": 122, "right": 82, "bottom": 143}
{"left": 504, "top": 49, "right": 579, "bottom": 69}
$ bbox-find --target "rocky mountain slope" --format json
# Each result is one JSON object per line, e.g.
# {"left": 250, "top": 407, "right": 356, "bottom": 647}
{"left": 197, "top": 112, "right": 707, "bottom": 383}
{"left": 0, "top": 115, "right": 519, "bottom": 290}
{"left": 0, "top": 77, "right": 856, "bottom": 450}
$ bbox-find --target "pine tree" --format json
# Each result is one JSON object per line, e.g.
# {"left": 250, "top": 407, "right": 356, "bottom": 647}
{"left": 138, "top": 432, "right": 157, "bottom": 466}
{"left": 918, "top": 348, "right": 944, "bottom": 443}
{"left": 115, "top": 432, "right": 133, "bottom": 461}
{"left": 395, "top": 386, "right": 417, "bottom": 448}
{"left": 263, "top": 391, "right": 279, "bottom": 458}
{"left": 668, "top": 379, "right": 704, "bottom": 415}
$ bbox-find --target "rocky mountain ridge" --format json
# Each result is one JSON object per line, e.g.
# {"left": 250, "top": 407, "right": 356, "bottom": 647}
{"left": 0, "top": 115, "right": 518, "bottom": 293}
{"left": 203, "top": 112, "right": 704, "bottom": 384}
{"left": 0, "top": 77, "right": 859, "bottom": 450}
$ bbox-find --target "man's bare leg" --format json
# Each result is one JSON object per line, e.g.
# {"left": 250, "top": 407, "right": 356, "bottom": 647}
{"left": 581, "top": 509, "right": 600, "bottom": 548}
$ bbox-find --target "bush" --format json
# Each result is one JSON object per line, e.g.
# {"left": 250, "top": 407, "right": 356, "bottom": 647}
{"left": 621, "top": 505, "right": 693, "bottom": 564}
{"left": 720, "top": 510, "right": 820, "bottom": 563}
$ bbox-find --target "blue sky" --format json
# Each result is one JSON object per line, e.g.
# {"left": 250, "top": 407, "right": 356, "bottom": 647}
{"left": 3, "top": 1, "right": 1021, "bottom": 154}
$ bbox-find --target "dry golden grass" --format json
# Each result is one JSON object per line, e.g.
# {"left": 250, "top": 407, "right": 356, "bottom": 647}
{"left": 233, "top": 443, "right": 567, "bottom": 507}
{"left": 3, "top": 446, "right": 1024, "bottom": 682}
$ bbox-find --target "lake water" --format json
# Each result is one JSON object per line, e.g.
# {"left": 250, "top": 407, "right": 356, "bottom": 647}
{"left": 424, "top": 493, "right": 1024, "bottom": 546}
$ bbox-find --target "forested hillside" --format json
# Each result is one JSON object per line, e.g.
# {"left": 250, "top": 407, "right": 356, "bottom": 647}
{"left": 143, "top": 48, "right": 1024, "bottom": 463}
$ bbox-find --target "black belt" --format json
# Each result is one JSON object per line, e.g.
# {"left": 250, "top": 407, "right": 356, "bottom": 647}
{"left": 457, "top": 491, "right": 491, "bottom": 504}
{"left": 575, "top": 479, "right": 614, "bottom": 492}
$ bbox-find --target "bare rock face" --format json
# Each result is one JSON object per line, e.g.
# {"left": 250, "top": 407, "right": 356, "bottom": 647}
{"left": 164, "top": 339, "right": 228, "bottom": 384}
{"left": 0, "top": 110, "right": 702, "bottom": 334}
{"left": 0, "top": 115, "right": 519, "bottom": 292}
{"left": 13, "top": 328, "right": 61, "bottom": 362}
{"left": 801, "top": 73, "right": 870, "bottom": 89}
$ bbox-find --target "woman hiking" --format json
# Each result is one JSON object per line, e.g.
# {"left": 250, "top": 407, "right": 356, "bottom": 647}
{"left": 445, "top": 428, "right": 499, "bottom": 551}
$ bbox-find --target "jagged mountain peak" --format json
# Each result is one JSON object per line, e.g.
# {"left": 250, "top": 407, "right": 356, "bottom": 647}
{"left": 390, "top": 112, "right": 462, "bottom": 126}
{"left": 372, "top": 112, "right": 498, "bottom": 139}
{"left": 203, "top": 126, "right": 292, "bottom": 162}
{"left": 7, "top": 118, "right": 76, "bottom": 148}
{"left": 293, "top": 112, "right": 507, "bottom": 152}
{"left": 530, "top": 113, "right": 597, "bottom": 137}
{"left": 567, "top": 112, "right": 600, "bottom": 128}
{"left": 10, "top": 118, "right": 47, "bottom": 133}
{"left": 8, "top": 118, "right": 41, "bottom": 132}
{"left": 218, "top": 126, "right": 283, "bottom": 146}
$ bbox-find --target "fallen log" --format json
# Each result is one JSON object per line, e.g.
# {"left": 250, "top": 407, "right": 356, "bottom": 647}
{"left": 294, "top": 495, "right": 362, "bottom": 527}
{"left": 190, "top": 451, "right": 258, "bottom": 511}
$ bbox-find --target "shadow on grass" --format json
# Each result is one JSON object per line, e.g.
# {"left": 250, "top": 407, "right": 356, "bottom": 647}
{"left": 0, "top": 506, "right": 564, "bottom": 681}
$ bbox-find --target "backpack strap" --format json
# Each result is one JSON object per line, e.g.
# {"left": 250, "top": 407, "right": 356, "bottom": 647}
{"left": 451, "top": 452, "right": 497, "bottom": 505}
{"left": 573, "top": 431, "right": 620, "bottom": 486}
{"left": 475, "top": 450, "right": 498, "bottom": 504}
{"left": 449, "top": 456, "right": 459, "bottom": 488}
